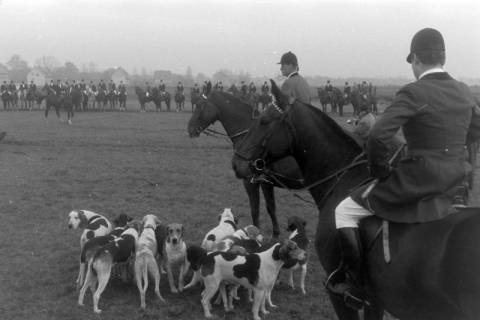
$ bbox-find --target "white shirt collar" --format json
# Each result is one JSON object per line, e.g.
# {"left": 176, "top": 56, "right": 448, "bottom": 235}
{"left": 419, "top": 67, "right": 445, "bottom": 79}
{"left": 287, "top": 71, "right": 299, "bottom": 79}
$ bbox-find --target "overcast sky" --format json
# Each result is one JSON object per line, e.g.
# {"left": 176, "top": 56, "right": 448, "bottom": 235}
{"left": 0, "top": 0, "right": 479, "bottom": 79}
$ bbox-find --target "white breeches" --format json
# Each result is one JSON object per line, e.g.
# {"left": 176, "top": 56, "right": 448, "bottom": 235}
{"left": 335, "top": 197, "right": 374, "bottom": 229}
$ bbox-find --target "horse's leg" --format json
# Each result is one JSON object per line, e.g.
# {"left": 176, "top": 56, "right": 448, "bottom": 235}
{"left": 243, "top": 179, "right": 261, "bottom": 229}
{"left": 260, "top": 183, "right": 279, "bottom": 238}
{"left": 55, "top": 105, "right": 61, "bottom": 119}
{"left": 363, "top": 303, "right": 384, "bottom": 320}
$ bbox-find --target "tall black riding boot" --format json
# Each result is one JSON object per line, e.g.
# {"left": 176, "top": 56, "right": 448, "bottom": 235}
{"left": 326, "top": 227, "right": 367, "bottom": 310}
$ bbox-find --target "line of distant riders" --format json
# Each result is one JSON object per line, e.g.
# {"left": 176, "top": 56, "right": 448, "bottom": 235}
{"left": 0, "top": 79, "right": 128, "bottom": 124}
{"left": 318, "top": 80, "right": 377, "bottom": 117}
{"left": 136, "top": 79, "right": 274, "bottom": 114}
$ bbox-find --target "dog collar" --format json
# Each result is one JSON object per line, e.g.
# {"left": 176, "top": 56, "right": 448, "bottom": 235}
{"left": 144, "top": 225, "right": 155, "bottom": 230}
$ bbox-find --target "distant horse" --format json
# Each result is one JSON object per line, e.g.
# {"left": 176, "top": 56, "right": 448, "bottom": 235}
{"left": 71, "top": 87, "right": 83, "bottom": 112}
{"left": 317, "top": 87, "right": 333, "bottom": 113}
{"left": 10, "top": 87, "right": 18, "bottom": 110}
{"left": 158, "top": 91, "right": 171, "bottom": 112}
{"left": 174, "top": 91, "right": 185, "bottom": 112}
{"left": 81, "top": 89, "right": 89, "bottom": 111}
{"left": 232, "top": 79, "right": 480, "bottom": 320}
{"left": 88, "top": 89, "right": 97, "bottom": 110}
{"left": 190, "top": 89, "right": 200, "bottom": 112}
{"left": 19, "top": 87, "right": 27, "bottom": 110}
{"left": 107, "top": 89, "right": 118, "bottom": 110}
{"left": 40, "top": 86, "right": 61, "bottom": 120}
{"left": 95, "top": 89, "right": 108, "bottom": 111}
{"left": 26, "top": 87, "right": 37, "bottom": 110}
{"left": 1, "top": 89, "right": 11, "bottom": 110}
{"left": 118, "top": 90, "right": 127, "bottom": 111}
{"left": 187, "top": 91, "right": 304, "bottom": 237}
{"left": 332, "top": 87, "right": 347, "bottom": 116}
{"left": 135, "top": 86, "right": 155, "bottom": 112}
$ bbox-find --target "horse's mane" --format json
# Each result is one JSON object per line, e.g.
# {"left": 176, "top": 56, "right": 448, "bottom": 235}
{"left": 297, "top": 102, "right": 363, "bottom": 153}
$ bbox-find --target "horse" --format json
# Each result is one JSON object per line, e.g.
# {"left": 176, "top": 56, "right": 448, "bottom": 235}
{"left": 174, "top": 91, "right": 185, "bottom": 112}
{"left": 26, "top": 87, "right": 37, "bottom": 111}
{"left": 190, "top": 89, "right": 200, "bottom": 112}
{"left": 332, "top": 87, "right": 347, "bottom": 117}
{"left": 232, "top": 80, "right": 480, "bottom": 320}
{"left": 317, "top": 87, "right": 333, "bottom": 113}
{"left": 70, "top": 87, "right": 83, "bottom": 112}
{"left": 95, "top": 89, "right": 108, "bottom": 111}
{"left": 118, "top": 90, "right": 127, "bottom": 111}
{"left": 19, "top": 87, "right": 27, "bottom": 110}
{"left": 187, "top": 91, "right": 304, "bottom": 237}
{"left": 135, "top": 86, "right": 155, "bottom": 112}
{"left": 81, "top": 89, "right": 89, "bottom": 111}
{"left": 107, "top": 89, "right": 118, "bottom": 110}
{"left": 39, "top": 86, "right": 62, "bottom": 120}
{"left": 1, "top": 89, "right": 11, "bottom": 111}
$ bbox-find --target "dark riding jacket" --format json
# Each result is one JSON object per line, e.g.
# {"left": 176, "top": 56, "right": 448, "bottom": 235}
{"left": 352, "top": 72, "right": 480, "bottom": 223}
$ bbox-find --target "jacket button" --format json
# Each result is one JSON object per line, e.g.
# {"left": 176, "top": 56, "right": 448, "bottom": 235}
{"left": 444, "top": 148, "right": 449, "bottom": 153}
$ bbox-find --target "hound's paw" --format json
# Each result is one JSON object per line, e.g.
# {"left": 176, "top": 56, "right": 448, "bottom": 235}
{"left": 94, "top": 309, "right": 102, "bottom": 314}
{"left": 170, "top": 287, "right": 178, "bottom": 294}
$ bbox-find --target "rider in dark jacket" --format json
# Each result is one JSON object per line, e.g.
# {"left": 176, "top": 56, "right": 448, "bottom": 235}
{"left": 327, "top": 27, "right": 480, "bottom": 310}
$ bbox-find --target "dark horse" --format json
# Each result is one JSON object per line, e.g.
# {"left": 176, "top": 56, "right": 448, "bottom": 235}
{"left": 151, "top": 88, "right": 171, "bottom": 112}
{"left": 232, "top": 80, "right": 480, "bottom": 320}
{"left": 174, "top": 91, "right": 185, "bottom": 112}
{"left": 187, "top": 91, "right": 304, "bottom": 237}
{"left": 95, "top": 89, "right": 108, "bottom": 111}
{"left": 317, "top": 87, "right": 333, "bottom": 113}
{"left": 39, "top": 86, "right": 74, "bottom": 124}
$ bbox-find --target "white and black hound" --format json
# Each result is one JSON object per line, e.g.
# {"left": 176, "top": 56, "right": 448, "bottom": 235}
{"left": 78, "top": 223, "right": 139, "bottom": 313}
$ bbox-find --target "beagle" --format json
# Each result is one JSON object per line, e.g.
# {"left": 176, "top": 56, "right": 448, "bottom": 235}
{"left": 76, "top": 213, "right": 132, "bottom": 288}
{"left": 189, "top": 240, "right": 305, "bottom": 320}
{"left": 162, "top": 223, "right": 187, "bottom": 293}
{"left": 134, "top": 214, "right": 165, "bottom": 309}
{"left": 78, "top": 223, "right": 139, "bottom": 313}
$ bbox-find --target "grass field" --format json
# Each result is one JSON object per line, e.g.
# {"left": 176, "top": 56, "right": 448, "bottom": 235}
{"left": 0, "top": 99, "right": 478, "bottom": 320}
{"left": 0, "top": 105, "right": 337, "bottom": 320}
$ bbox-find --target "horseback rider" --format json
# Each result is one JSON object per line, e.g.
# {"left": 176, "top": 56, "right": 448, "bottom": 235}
{"left": 347, "top": 104, "right": 376, "bottom": 144}
{"left": 159, "top": 80, "right": 166, "bottom": 94}
{"left": 29, "top": 81, "right": 36, "bottom": 92}
{"left": 326, "top": 28, "right": 480, "bottom": 310}
{"left": 98, "top": 80, "right": 107, "bottom": 93}
{"left": 118, "top": 81, "right": 126, "bottom": 94}
{"left": 343, "top": 82, "right": 351, "bottom": 98}
{"left": 240, "top": 81, "right": 248, "bottom": 96}
{"left": 261, "top": 81, "right": 269, "bottom": 94}
{"left": 192, "top": 83, "right": 200, "bottom": 94}
{"left": 176, "top": 81, "right": 184, "bottom": 96}
{"left": 248, "top": 82, "right": 256, "bottom": 94}
{"left": 218, "top": 81, "right": 223, "bottom": 91}
{"left": 0, "top": 81, "right": 7, "bottom": 94}
{"left": 145, "top": 82, "right": 151, "bottom": 97}
{"left": 109, "top": 80, "right": 116, "bottom": 93}
{"left": 278, "top": 51, "right": 311, "bottom": 104}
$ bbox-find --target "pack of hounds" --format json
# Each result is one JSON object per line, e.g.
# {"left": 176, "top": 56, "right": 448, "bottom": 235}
{"left": 68, "top": 208, "right": 310, "bottom": 320}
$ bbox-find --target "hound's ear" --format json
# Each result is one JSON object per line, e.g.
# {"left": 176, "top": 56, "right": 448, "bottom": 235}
{"left": 154, "top": 216, "right": 161, "bottom": 226}
{"left": 182, "top": 225, "right": 185, "bottom": 235}
{"left": 217, "top": 214, "right": 222, "bottom": 221}
{"left": 78, "top": 210, "right": 87, "bottom": 227}
{"left": 269, "top": 79, "right": 288, "bottom": 110}
{"left": 303, "top": 220, "right": 306, "bottom": 227}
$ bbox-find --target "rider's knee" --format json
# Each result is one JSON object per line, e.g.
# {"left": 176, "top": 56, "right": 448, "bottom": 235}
{"left": 335, "top": 197, "right": 373, "bottom": 229}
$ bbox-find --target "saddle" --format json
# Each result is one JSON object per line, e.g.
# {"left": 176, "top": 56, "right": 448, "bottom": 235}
{"left": 360, "top": 205, "right": 480, "bottom": 264}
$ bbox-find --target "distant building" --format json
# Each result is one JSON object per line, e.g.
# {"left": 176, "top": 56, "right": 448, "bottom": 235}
{"left": 110, "top": 67, "right": 129, "bottom": 85}
{"left": 27, "top": 68, "right": 47, "bottom": 86}
{"left": 0, "top": 64, "right": 9, "bottom": 83}
{"left": 153, "top": 70, "right": 173, "bottom": 84}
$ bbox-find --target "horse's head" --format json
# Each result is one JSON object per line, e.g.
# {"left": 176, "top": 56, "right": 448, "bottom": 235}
{"left": 187, "top": 93, "right": 220, "bottom": 137}
{"left": 232, "top": 80, "right": 293, "bottom": 179}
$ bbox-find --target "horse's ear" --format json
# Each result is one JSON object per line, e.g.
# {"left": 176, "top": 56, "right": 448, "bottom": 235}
{"left": 269, "top": 79, "right": 288, "bottom": 110}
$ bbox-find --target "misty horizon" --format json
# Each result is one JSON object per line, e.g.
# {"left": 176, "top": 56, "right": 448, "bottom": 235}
{"left": 1, "top": 0, "right": 479, "bottom": 82}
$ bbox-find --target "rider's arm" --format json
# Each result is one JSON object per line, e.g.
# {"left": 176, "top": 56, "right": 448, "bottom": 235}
{"left": 366, "top": 87, "right": 417, "bottom": 178}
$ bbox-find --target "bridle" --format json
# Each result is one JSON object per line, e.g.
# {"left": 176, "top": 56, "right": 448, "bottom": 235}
{"left": 234, "top": 99, "right": 369, "bottom": 205}
{"left": 193, "top": 93, "right": 251, "bottom": 141}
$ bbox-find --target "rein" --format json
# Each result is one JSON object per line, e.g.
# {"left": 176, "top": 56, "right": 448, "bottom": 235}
{"left": 262, "top": 153, "right": 369, "bottom": 206}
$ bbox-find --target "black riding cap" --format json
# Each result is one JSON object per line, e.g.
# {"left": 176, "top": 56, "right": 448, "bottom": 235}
{"left": 278, "top": 51, "right": 298, "bottom": 66}
{"left": 406, "top": 28, "right": 445, "bottom": 63}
